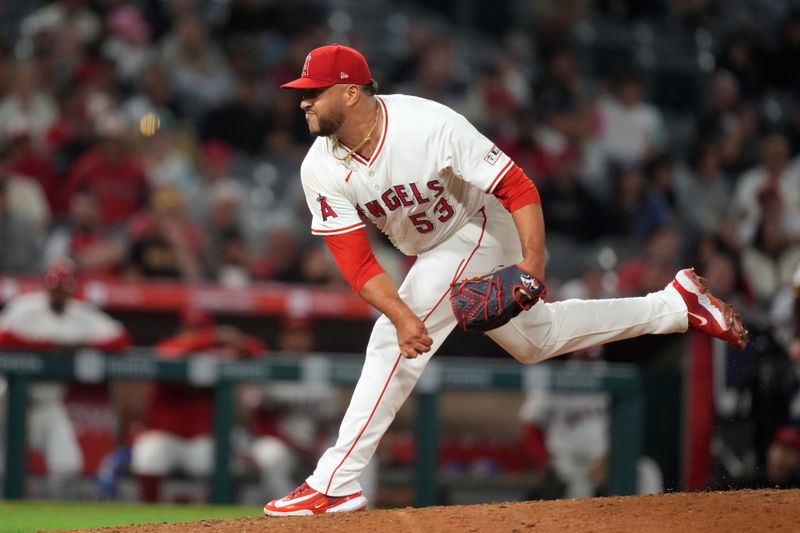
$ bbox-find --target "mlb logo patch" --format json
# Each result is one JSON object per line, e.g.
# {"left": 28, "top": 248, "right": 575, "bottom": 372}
{"left": 483, "top": 145, "right": 501, "bottom": 165}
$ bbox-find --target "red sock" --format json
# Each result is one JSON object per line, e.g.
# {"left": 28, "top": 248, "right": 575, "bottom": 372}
{"left": 138, "top": 474, "right": 161, "bottom": 502}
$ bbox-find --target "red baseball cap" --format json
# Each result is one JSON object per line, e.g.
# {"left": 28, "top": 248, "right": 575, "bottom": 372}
{"left": 281, "top": 44, "right": 371, "bottom": 89}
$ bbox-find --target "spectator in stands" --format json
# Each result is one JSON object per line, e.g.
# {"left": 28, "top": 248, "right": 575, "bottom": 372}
{"left": 131, "top": 307, "right": 265, "bottom": 502}
{"left": 616, "top": 225, "right": 683, "bottom": 297}
{"left": 125, "top": 187, "right": 204, "bottom": 281}
{"left": 741, "top": 213, "right": 800, "bottom": 305}
{"left": 759, "top": 425, "right": 800, "bottom": 488}
{"left": 66, "top": 112, "right": 149, "bottom": 229}
{"left": 463, "top": 60, "right": 528, "bottom": 134}
{"left": 525, "top": 98, "right": 583, "bottom": 184}
{"left": 187, "top": 140, "right": 244, "bottom": 223}
{"left": 537, "top": 152, "right": 604, "bottom": 243}
{"left": 43, "top": 190, "right": 125, "bottom": 277}
{"left": 159, "top": 11, "right": 235, "bottom": 121}
{"left": 138, "top": 110, "right": 198, "bottom": 193}
{"left": 557, "top": 253, "right": 617, "bottom": 302}
{"left": 0, "top": 148, "right": 51, "bottom": 234}
{"left": 0, "top": 61, "right": 58, "bottom": 148}
{"left": 644, "top": 154, "right": 678, "bottom": 213}
{"left": 122, "top": 62, "right": 183, "bottom": 125}
{"left": 733, "top": 133, "right": 800, "bottom": 244}
{"left": 214, "top": 227, "right": 252, "bottom": 288}
{"left": 0, "top": 259, "right": 130, "bottom": 498}
{"left": 44, "top": 85, "right": 98, "bottom": 202}
{"left": 204, "top": 182, "right": 248, "bottom": 278}
{"left": 697, "top": 70, "right": 760, "bottom": 176}
{"left": 102, "top": 5, "right": 155, "bottom": 90}
{"left": 3, "top": 124, "right": 60, "bottom": 222}
{"left": 395, "top": 41, "right": 468, "bottom": 114}
{"left": 0, "top": 178, "right": 43, "bottom": 275}
{"left": 251, "top": 224, "right": 304, "bottom": 282}
{"left": 717, "top": 28, "right": 763, "bottom": 101}
{"left": 535, "top": 48, "right": 588, "bottom": 117}
{"left": 20, "top": 0, "right": 101, "bottom": 70}
{"left": 593, "top": 69, "right": 667, "bottom": 168}
{"left": 199, "top": 72, "right": 273, "bottom": 156}
{"left": 675, "top": 140, "right": 733, "bottom": 235}
{"left": 602, "top": 163, "right": 672, "bottom": 239}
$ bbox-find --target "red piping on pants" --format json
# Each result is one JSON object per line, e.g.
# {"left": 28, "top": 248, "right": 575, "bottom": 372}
{"left": 324, "top": 207, "right": 488, "bottom": 495}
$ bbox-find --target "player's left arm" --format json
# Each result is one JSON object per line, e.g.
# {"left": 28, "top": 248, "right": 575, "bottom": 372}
{"left": 492, "top": 165, "right": 546, "bottom": 280}
{"left": 435, "top": 107, "right": 545, "bottom": 279}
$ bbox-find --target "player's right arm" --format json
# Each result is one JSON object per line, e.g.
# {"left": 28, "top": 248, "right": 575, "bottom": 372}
{"left": 359, "top": 274, "right": 432, "bottom": 359}
{"left": 324, "top": 232, "right": 432, "bottom": 358}
{"left": 302, "top": 160, "right": 432, "bottom": 359}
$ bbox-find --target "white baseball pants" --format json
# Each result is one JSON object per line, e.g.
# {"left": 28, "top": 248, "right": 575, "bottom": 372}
{"left": 306, "top": 199, "right": 688, "bottom": 496}
{"left": 131, "top": 431, "right": 213, "bottom": 477}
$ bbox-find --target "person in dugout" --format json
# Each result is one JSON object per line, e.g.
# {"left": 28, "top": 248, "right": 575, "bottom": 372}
{"left": 0, "top": 258, "right": 130, "bottom": 498}
{"left": 130, "top": 307, "right": 265, "bottom": 502}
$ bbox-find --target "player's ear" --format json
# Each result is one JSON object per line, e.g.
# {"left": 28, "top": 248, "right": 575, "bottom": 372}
{"left": 343, "top": 84, "right": 361, "bottom": 106}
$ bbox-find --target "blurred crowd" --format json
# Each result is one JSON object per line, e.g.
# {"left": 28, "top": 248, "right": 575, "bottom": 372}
{"left": 0, "top": 0, "right": 798, "bottom": 314}
{"left": 2, "top": 0, "right": 800, "bottom": 501}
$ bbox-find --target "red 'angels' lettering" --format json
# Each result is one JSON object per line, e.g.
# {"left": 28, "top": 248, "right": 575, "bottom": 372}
{"left": 355, "top": 178, "right": 456, "bottom": 234}
{"left": 317, "top": 194, "right": 337, "bottom": 221}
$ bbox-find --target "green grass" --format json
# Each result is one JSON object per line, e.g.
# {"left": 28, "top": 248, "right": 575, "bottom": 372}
{"left": 0, "top": 501, "right": 262, "bottom": 532}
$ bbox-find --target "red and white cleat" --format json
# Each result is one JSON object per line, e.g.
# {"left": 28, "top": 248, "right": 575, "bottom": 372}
{"left": 263, "top": 482, "right": 367, "bottom": 517}
{"left": 671, "top": 268, "right": 748, "bottom": 350}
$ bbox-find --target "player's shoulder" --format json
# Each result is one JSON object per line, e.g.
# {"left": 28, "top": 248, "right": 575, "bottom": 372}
{"left": 8, "top": 291, "right": 47, "bottom": 309}
{"left": 300, "top": 138, "right": 334, "bottom": 178}
{"left": 300, "top": 139, "right": 350, "bottom": 191}
{"left": 381, "top": 94, "right": 467, "bottom": 140}
{"left": 381, "top": 93, "right": 453, "bottom": 121}
{"left": 1, "top": 291, "right": 48, "bottom": 319}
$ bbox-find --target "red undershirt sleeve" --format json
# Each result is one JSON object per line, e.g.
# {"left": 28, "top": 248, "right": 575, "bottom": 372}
{"left": 492, "top": 164, "right": 540, "bottom": 212}
{"left": 323, "top": 228, "right": 385, "bottom": 293}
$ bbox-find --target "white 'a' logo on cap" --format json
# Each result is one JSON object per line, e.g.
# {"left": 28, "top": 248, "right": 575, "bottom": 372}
{"left": 302, "top": 54, "right": 311, "bottom": 77}
{"left": 340, "top": 72, "right": 349, "bottom": 79}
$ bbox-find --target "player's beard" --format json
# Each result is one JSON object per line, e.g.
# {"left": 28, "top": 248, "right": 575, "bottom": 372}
{"left": 312, "top": 107, "right": 345, "bottom": 137}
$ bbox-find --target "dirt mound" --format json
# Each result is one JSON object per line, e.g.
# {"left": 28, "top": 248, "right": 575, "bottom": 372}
{"left": 79, "top": 489, "right": 800, "bottom": 533}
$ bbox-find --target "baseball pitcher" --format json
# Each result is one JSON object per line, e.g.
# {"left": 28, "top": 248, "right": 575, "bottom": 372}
{"left": 263, "top": 44, "right": 748, "bottom": 516}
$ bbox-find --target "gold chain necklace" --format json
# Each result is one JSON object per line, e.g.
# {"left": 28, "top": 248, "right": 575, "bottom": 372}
{"left": 332, "top": 104, "right": 381, "bottom": 162}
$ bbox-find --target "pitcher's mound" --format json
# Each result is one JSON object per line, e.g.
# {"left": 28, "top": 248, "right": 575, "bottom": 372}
{"left": 86, "top": 489, "right": 800, "bottom": 533}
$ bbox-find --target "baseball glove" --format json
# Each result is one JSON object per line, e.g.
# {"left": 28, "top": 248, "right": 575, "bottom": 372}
{"left": 450, "top": 265, "right": 546, "bottom": 332}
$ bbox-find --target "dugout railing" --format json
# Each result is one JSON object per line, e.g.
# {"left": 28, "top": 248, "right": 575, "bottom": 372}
{"left": 0, "top": 352, "right": 643, "bottom": 506}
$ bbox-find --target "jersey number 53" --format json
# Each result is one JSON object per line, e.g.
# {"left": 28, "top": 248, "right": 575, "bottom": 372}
{"left": 408, "top": 197, "right": 455, "bottom": 233}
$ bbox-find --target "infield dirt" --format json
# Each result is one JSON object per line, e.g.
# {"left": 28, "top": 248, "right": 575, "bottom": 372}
{"left": 77, "top": 488, "right": 800, "bottom": 533}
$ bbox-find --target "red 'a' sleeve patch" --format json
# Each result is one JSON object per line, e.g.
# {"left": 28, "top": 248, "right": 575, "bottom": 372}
{"left": 317, "top": 194, "right": 338, "bottom": 221}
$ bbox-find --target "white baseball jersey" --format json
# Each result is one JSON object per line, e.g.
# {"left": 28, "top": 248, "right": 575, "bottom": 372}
{"left": 301, "top": 94, "right": 513, "bottom": 255}
{"left": 0, "top": 291, "right": 126, "bottom": 402}
{"left": 0, "top": 291, "right": 125, "bottom": 346}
